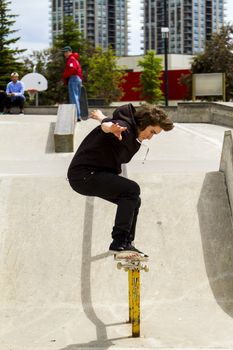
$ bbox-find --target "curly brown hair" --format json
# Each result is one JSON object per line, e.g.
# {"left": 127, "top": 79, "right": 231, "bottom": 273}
{"left": 134, "top": 105, "right": 174, "bottom": 132}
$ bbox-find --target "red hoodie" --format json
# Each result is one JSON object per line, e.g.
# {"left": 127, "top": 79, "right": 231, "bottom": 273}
{"left": 62, "top": 52, "right": 83, "bottom": 84}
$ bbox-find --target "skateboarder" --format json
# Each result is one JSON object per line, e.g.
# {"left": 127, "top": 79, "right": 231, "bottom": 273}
{"left": 62, "top": 46, "right": 83, "bottom": 121}
{"left": 67, "top": 103, "right": 174, "bottom": 256}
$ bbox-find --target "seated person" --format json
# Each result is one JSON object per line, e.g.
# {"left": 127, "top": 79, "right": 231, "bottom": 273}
{"left": 5, "top": 72, "right": 25, "bottom": 114}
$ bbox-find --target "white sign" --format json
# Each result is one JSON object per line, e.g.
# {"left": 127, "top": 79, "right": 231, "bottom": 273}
{"left": 193, "top": 73, "right": 225, "bottom": 98}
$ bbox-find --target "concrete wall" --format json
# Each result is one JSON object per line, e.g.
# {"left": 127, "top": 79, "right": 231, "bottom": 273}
{"left": 85, "top": 102, "right": 233, "bottom": 128}
{"left": 220, "top": 130, "right": 233, "bottom": 217}
{"left": 25, "top": 102, "right": 233, "bottom": 128}
{"left": 117, "top": 54, "right": 193, "bottom": 71}
{"left": 173, "top": 103, "right": 212, "bottom": 123}
{"left": 25, "top": 106, "right": 58, "bottom": 115}
{"left": 166, "top": 102, "right": 233, "bottom": 127}
{"left": 211, "top": 103, "right": 233, "bottom": 128}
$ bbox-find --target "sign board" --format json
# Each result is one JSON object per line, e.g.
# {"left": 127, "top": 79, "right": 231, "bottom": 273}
{"left": 192, "top": 73, "right": 226, "bottom": 101}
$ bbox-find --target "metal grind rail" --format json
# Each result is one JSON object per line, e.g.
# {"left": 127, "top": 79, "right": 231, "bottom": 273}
{"left": 115, "top": 256, "right": 149, "bottom": 337}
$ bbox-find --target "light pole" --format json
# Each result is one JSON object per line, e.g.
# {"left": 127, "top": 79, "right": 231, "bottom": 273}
{"left": 161, "top": 0, "right": 169, "bottom": 107}
{"left": 161, "top": 27, "right": 169, "bottom": 106}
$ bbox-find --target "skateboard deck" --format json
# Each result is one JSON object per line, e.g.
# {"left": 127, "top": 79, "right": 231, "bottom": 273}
{"left": 114, "top": 251, "right": 148, "bottom": 261}
{"left": 114, "top": 251, "right": 149, "bottom": 271}
{"left": 80, "top": 85, "right": 89, "bottom": 120}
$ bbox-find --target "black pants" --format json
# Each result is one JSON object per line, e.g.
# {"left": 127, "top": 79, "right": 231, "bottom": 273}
{"left": 69, "top": 170, "right": 141, "bottom": 242}
{"left": 0, "top": 92, "right": 6, "bottom": 112}
{"left": 5, "top": 95, "right": 25, "bottom": 110}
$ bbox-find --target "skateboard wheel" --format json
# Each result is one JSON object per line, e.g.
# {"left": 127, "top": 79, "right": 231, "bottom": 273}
{"left": 144, "top": 265, "right": 149, "bottom": 272}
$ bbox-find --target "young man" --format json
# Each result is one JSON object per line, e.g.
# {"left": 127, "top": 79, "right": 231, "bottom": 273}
{"left": 5, "top": 72, "right": 25, "bottom": 114}
{"left": 62, "top": 46, "right": 83, "bottom": 122}
{"left": 67, "top": 104, "right": 174, "bottom": 256}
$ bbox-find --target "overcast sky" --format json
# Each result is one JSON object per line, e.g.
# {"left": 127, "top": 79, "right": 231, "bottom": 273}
{"left": 10, "top": 0, "right": 233, "bottom": 56}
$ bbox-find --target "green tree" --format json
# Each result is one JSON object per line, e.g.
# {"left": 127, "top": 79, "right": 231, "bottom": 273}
{"left": 136, "top": 50, "right": 164, "bottom": 104}
{"left": 0, "top": 0, "right": 26, "bottom": 89}
{"left": 22, "top": 50, "right": 49, "bottom": 76}
{"left": 180, "top": 25, "right": 233, "bottom": 101}
{"left": 86, "top": 46, "right": 126, "bottom": 105}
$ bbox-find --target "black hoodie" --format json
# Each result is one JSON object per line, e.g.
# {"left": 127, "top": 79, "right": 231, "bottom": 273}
{"left": 67, "top": 104, "right": 141, "bottom": 179}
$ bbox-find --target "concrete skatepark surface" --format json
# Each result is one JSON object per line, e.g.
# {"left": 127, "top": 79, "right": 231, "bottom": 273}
{"left": 0, "top": 114, "right": 233, "bottom": 350}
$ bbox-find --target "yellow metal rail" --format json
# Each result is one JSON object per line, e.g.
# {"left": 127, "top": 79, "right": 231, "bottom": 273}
{"left": 128, "top": 269, "right": 133, "bottom": 323}
{"left": 130, "top": 269, "right": 140, "bottom": 337}
{"left": 116, "top": 257, "right": 149, "bottom": 337}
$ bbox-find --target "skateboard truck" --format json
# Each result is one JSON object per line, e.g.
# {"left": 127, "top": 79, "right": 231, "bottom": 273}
{"left": 116, "top": 260, "right": 149, "bottom": 272}
{"left": 114, "top": 252, "right": 149, "bottom": 337}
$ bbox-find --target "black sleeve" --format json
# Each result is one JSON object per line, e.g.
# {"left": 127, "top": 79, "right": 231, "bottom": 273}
{"left": 101, "top": 117, "right": 112, "bottom": 124}
{"left": 101, "top": 116, "right": 129, "bottom": 129}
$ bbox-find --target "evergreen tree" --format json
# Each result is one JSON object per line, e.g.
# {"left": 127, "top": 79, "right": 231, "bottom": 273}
{"left": 86, "top": 46, "right": 126, "bottom": 105}
{"left": 0, "top": 0, "right": 26, "bottom": 89}
{"left": 136, "top": 51, "right": 164, "bottom": 104}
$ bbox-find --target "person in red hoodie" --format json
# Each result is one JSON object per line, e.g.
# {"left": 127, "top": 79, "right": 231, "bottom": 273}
{"left": 62, "top": 46, "right": 83, "bottom": 121}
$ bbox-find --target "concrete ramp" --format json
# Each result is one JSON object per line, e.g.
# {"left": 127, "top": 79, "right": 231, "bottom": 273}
{"left": 198, "top": 172, "right": 233, "bottom": 317}
{"left": 1, "top": 116, "right": 233, "bottom": 349}
{"left": 0, "top": 172, "right": 233, "bottom": 349}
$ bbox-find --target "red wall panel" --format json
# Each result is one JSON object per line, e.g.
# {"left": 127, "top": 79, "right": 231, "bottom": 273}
{"left": 120, "top": 69, "right": 191, "bottom": 101}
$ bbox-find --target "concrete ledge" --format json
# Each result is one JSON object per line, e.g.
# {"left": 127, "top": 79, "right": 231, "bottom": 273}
{"left": 89, "top": 102, "right": 233, "bottom": 128}
{"left": 211, "top": 103, "right": 233, "bottom": 128}
{"left": 175, "top": 102, "right": 212, "bottom": 123}
{"left": 24, "top": 102, "right": 233, "bottom": 128}
{"left": 25, "top": 106, "right": 58, "bottom": 115}
{"left": 172, "top": 102, "right": 233, "bottom": 126}
{"left": 220, "top": 130, "right": 233, "bottom": 216}
{"left": 54, "top": 104, "right": 76, "bottom": 152}
{"left": 90, "top": 103, "right": 226, "bottom": 125}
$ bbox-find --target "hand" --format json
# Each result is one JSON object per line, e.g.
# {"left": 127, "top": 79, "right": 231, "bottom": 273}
{"left": 111, "top": 123, "right": 127, "bottom": 140}
{"left": 90, "top": 109, "right": 106, "bottom": 121}
{"left": 104, "top": 122, "right": 127, "bottom": 140}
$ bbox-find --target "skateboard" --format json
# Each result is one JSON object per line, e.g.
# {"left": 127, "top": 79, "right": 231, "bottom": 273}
{"left": 80, "top": 85, "right": 89, "bottom": 120}
{"left": 114, "top": 251, "right": 149, "bottom": 272}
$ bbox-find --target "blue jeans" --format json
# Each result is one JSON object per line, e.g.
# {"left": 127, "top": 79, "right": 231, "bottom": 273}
{"left": 68, "top": 75, "right": 82, "bottom": 120}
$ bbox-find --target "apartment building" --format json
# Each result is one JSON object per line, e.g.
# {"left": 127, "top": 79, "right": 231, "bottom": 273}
{"left": 144, "top": 0, "right": 225, "bottom": 54}
{"left": 50, "top": 0, "right": 128, "bottom": 56}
